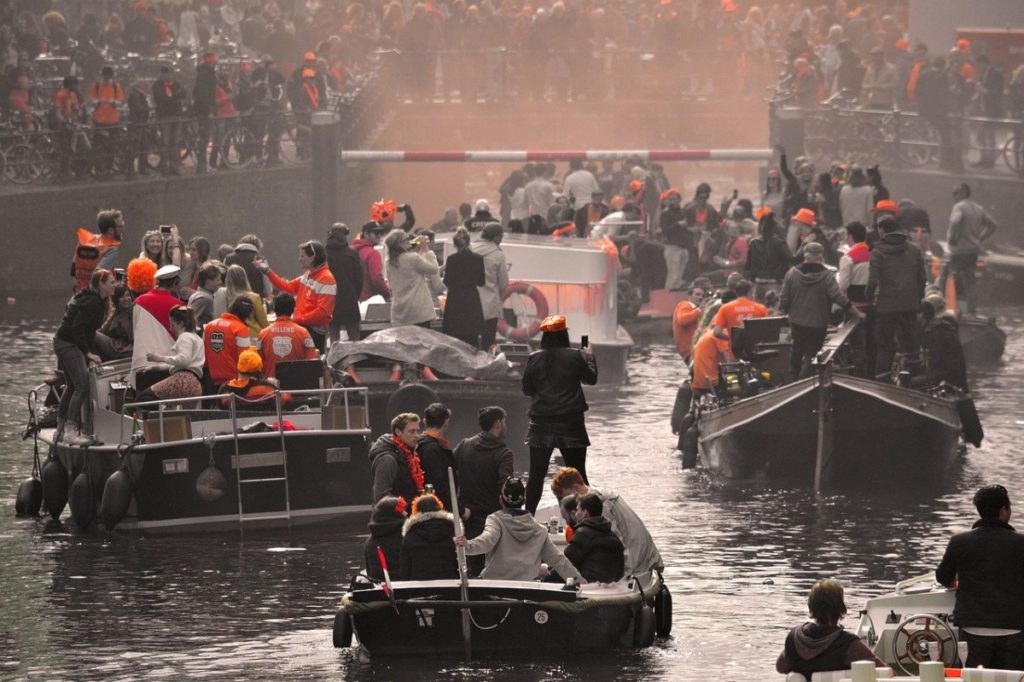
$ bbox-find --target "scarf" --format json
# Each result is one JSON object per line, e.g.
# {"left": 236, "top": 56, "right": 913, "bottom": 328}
{"left": 303, "top": 81, "right": 319, "bottom": 109}
{"left": 424, "top": 430, "right": 449, "bottom": 448}
{"left": 392, "top": 435, "right": 425, "bottom": 493}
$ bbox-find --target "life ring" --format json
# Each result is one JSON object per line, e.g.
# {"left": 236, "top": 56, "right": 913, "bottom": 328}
{"left": 497, "top": 281, "right": 550, "bottom": 342}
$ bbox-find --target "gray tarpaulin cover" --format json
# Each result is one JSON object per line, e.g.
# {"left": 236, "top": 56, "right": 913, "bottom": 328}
{"left": 325, "top": 326, "right": 517, "bottom": 381}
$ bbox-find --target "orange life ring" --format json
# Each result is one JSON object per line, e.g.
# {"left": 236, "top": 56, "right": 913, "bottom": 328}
{"left": 497, "top": 280, "right": 550, "bottom": 342}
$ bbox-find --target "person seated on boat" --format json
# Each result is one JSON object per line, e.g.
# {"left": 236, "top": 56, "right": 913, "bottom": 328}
{"left": 454, "top": 476, "right": 583, "bottom": 583}
{"left": 131, "top": 265, "right": 186, "bottom": 393}
{"left": 918, "top": 298, "right": 968, "bottom": 391}
{"left": 551, "top": 467, "right": 663, "bottom": 576}
{"left": 776, "top": 578, "right": 885, "bottom": 677}
{"left": 204, "top": 296, "right": 256, "bottom": 388}
{"left": 135, "top": 306, "right": 205, "bottom": 408}
{"left": 256, "top": 292, "right": 317, "bottom": 380}
{"left": 417, "top": 403, "right": 457, "bottom": 514}
{"left": 711, "top": 279, "right": 768, "bottom": 342}
{"left": 564, "top": 493, "right": 625, "bottom": 584}
{"left": 364, "top": 495, "right": 408, "bottom": 581}
{"left": 690, "top": 327, "right": 735, "bottom": 404}
{"left": 936, "top": 484, "right": 1024, "bottom": 670}
{"left": 218, "top": 349, "right": 289, "bottom": 410}
{"left": 559, "top": 494, "right": 578, "bottom": 542}
{"left": 399, "top": 493, "right": 458, "bottom": 581}
{"left": 96, "top": 283, "right": 135, "bottom": 361}
{"left": 370, "top": 412, "right": 427, "bottom": 508}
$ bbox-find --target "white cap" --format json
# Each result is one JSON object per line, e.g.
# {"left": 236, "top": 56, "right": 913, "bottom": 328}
{"left": 474, "top": 198, "right": 491, "bottom": 213}
{"left": 155, "top": 265, "right": 181, "bottom": 281}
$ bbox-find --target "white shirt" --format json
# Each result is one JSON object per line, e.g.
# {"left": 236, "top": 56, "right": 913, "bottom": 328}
{"left": 152, "top": 332, "right": 205, "bottom": 379}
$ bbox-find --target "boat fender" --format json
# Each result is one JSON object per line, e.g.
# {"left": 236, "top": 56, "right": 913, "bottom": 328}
{"left": 681, "top": 426, "right": 699, "bottom": 469}
{"left": 385, "top": 382, "right": 439, "bottom": 421}
{"left": 41, "top": 455, "right": 69, "bottom": 520}
{"left": 15, "top": 476, "right": 43, "bottom": 516}
{"left": 196, "top": 464, "right": 228, "bottom": 503}
{"left": 633, "top": 602, "right": 656, "bottom": 648}
{"left": 332, "top": 611, "right": 354, "bottom": 648}
{"left": 957, "top": 396, "right": 983, "bottom": 448}
{"left": 69, "top": 471, "right": 95, "bottom": 529}
{"left": 100, "top": 468, "right": 133, "bottom": 529}
{"left": 654, "top": 585, "right": 673, "bottom": 638}
{"left": 497, "top": 281, "right": 550, "bottom": 342}
{"left": 670, "top": 382, "right": 692, "bottom": 434}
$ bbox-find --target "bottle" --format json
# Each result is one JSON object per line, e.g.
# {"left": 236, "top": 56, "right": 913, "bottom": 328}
{"left": 548, "top": 516, "right": 559, "bottom": 534}
{"left": 424, "top": 483, "right": 434, "bottom": 496}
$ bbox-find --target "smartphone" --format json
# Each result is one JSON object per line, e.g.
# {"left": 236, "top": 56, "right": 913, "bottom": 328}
{"left": 159, "top": 224, "right": 172, "bottom": 235}
{"left": 581, "top": 335, "right": 589, "bottom": 348}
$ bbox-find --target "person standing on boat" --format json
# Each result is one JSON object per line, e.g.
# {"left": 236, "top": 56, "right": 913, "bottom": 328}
{"left": 776, "top": 578, "right": 885, "bottom": 677}
{"left": 521, "top": 315, "right": 598, "bottom": 515}
{"left": 937, "top": 484, "right": 1024, "bottom": 670}
{"left": 255, "top": 240, "right": 336, "bottom": 354}
{"left": 325, "top": 223, "right": 363, "bottom": 343}
{"left": 454, "top": 476, "right": 582, "bottom": 583}
{"left": 473, "top": 223, "right": 509, "bottom": 350}
{"left": 416, "top": 403, "right": 457, "bottom": 514}
{"left": 400, "top": 493, "right": 458, "bottom": 581}
{"left": 837, "top": 222, "right": 874, "bottom": 377}
{"left": 383, "top": 229, "right": 442, "bottom": 329}
{"left": 131, "top": 265, "right": 186, "bottom": 391}
{"left": 779, "top": 243, "right": 863, "bottom": 381}
{"left": 369, "top": 413, "right": 426, "bottom": 507}
{"left": 441, "top": 227, "right": 486, "bottom": 348}
{"left": 944, "top": 183, "right": 999, "bottom": 317}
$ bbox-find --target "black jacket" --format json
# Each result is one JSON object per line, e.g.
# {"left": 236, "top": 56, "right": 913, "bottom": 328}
{"left": 441, "top": 249, "right": 485, "bottom": 342}
{"left": 453, "top": 432, "right": 514, "bottom": 519}
{"left": 325, "top": 231, "right": 363, "bottom": 326}
{"left": 463, "top": 210, "right": 496, "bottom": 232}
{"left": 363, "top": 498, "right": 406, "bottom": 580}
{"left": 779, "top": 153, "right": 813, "bottom": 220}
{"left": 399, "top": 511, "right": 459, "bottom": 580}
{"left": 936, "top": 519, "right": 1024, "bottom": 630}
{"left": 416, "top": 433, "right": 457, "bottom": 513}
{"left": 659, "top": 206, "right": 692, "bottom": 249}
{"left": 921, "top": 315, "right": 967, "bottom": 391}
{"left": 564, "top": 516, "right": 625, "bottom": 583}
{"left": 193, "top": 62, "right": 216, "bottom": 117}
{"left": 777, "top": 623, "right": 880, "bottom": 677}
{"left": 745, "top": 234, "right": 793, "bottom": 281}
{"left": 369, "top": 435, "right": 420, "bottom": 506}
{"left": 152, "top": 78, "right": 186, "bottom": 119}
{"left": 522, "top": 348, "right": 598, "bottom": 418}
{"left": 55, "top": 288, "right": 106, "bottom": 354}
{"left": 794, "top": 229, "right": 838, "bottom": 267}
{"left": 865, "top": 232, "right": 927, "bottom": 313}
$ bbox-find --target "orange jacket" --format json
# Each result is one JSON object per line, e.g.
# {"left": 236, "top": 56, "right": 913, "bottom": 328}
{"left": 712, "top": 296, "right": 768, "bottom": 332}
{"left": 219, "top": 378, "right": 291, "bottom": 408}
{"left": 89, "top": 81, "right": 125, "bottom": 125}
{"left": 267, "top": 263, "right": 336, "bottom": 331}
{"left": 54, "top": 88, "right": 82, "bottom": 121}
{"left": 72, "top": 227, "right": 121, "bottom": 292}
{"left": 215, "top": 82, "right": 236, "bottom": 118}
{"left": 203, "top": 313, "right": 254, "bottom": 385}
{"left": 256, "top": 315, "right": 318, "bottom": 378}
{"left": 691, "top": 329, "right": 733, "bottom": 391}
{"left": 672, "top": 301, "right": 702, "bottom": 360}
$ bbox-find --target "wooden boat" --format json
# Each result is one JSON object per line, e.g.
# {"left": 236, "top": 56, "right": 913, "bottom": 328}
{"left": 958, "top": 314, "right": 1007, "bottom": 366}
{"left": 975, "top": 247, "right": 1024, "bottom": 305}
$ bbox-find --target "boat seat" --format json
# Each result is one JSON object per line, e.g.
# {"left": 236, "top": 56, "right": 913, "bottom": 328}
{"left": 276, "top": 359, "right": 324, "bottom": 391}
{"left": 731, "top": 322, "right": 784, "bottom": 364}
{"left": 784, "top": 667, "right": 894, "bottom": 682}
{"left": 962, "top": 670, "right": 1024, "bottom": 682}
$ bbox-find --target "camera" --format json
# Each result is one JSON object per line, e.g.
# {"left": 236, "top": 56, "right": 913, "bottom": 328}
{"left": 409, "top": 237, "right": 424, "bottom": 248}
{"left": 113, "top": 268, "right": 126, "bottom": 283}
{"left": 159, "top": 224, "right": 172, "bottom": 236}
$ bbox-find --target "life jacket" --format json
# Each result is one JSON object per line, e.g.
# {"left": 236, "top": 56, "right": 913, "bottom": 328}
{"left": 89, "top": 81, "right": 125, "bottom": 125}
{"left": 72, "top": 227, "right": 120, "bottom": 292}
{"left": 203, "top": 313, "right": 254, "bottom": 385}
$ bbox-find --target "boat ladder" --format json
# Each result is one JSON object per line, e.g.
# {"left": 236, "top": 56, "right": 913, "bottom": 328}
{"left": 230, "top": 394, "right": 292, "bottom": 524}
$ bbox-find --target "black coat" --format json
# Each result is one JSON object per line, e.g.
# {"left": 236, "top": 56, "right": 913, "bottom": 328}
{"left": 745, "top": 234, "right": 793, "bottom": 281}
{"left": 325, "top": 232, "right": 363, "bottom": 325}
{"left": 922, "top": 315, "right": 967, "bottom": 391}
{"left": 522, "top": 347, "right": 598, "bottom": 418}
{"left": 416, "top": 433, "right": 457, "bottom": 513}
{"left": 564, "top": 516, "right": 625, "bottom": 583}
{"left": 441, "top": 249, "right": 485, "bottom": 342}
{"left": 865, "top": 232, "right": 927, "bottom": 313}
{"left": 399, "top": 512, "right": 459, "bottom": 580}
{"left": 364, "top": 502, "right": 406, "bottom": 580}
{"left": 369, "top": 435, "right": 420, "bottom": 506}
{"left": 55, "top": 289, "right": 106, "bottom": 354}
{"left": 453, "top": 432, "right": 514, "bottom": 519}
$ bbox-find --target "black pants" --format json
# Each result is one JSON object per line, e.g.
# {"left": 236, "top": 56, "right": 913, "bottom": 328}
{"left": 463, "top": 513, "right": 486, "bottom": 577}
{"left": 480, "top": 318, "right": 498, "bottom": 349}
{"left": 874, "top": 310, "right": 919, "bottom": 376}
{"left": 960, "top": 629, "right": 1024, "bottom": 670}
{"left": 946, "top": 252, "right": 979, "bottom": 316}
{"left": 329, "top": 321, "right": 361, "bottom": 343}
{"left": 309, "top": 328, "right": 326, "bottom": 355}
{"left": 789, "top": 324, "right": 827, "bottom": 381}
{"left": 525, "top": 446, "right": 588, "bottom": 515}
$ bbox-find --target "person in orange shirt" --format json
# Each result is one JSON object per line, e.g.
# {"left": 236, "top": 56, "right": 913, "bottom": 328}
{"left": 690, "top": 327, "right": 734, "bottom": 401}
{"left": 257, "top": 292, "right": 318, "bottom": 379}
{"left": 219, "top": 348, "right": 290, "bottom": 409}
{"left": 203, "top": 296, "right": 255, "bottom": 386}
{"left": 255, "top": 239, "right": 336, "bottom": 353}
{"left": 89, "top": 66, "right": 125, "bottom": 128}
{"left": 672, "top": 279, "right": 711, "bottom": 361}
{"left": 54, "top": 75, "right": 84, "bottom": 179}
{"left": 712, "top": 279, "right": 768, "bottom": 340}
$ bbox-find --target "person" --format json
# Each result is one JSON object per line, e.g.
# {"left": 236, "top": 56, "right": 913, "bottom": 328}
{"left": 203, "top": 296, "right": 256, "bottom": 388}
{"left": 473, "top": 223, "right": 509, "bottom": 349}
{"left": 690, "top": 326, "right": 734, "bottom": 400}
{"left": 712, "top": 279, "right": 768, "bottom": 340}
{"left": 72, "top": 209, "right": 126, "bottom": 293}
{"left": 454, "top": 476, "right": 582, "bottom": 582}
{"left": 919, "top": 298, "right": 968, "bottom": 391}
{"left": 659, "top": 188, "right": 692, "bottom": 291}
{"left": 52, "top": 75, "right": 83, "bottom": 180}
{"left": 838, "top": 166, "right": 874, "bottom": 228}
{"left": 370, "top": 413, "right": 426, "bottom": 507}
{"left": 325, "top": 223, "right": 363, "bottom": 343}
{"left": 429, "top": 207, "right": 461, "bottom": 234}
{"left": 96, "top": 284, "right": 134, "bottom": 360}
{"left": 383, "top": 229, "right": 442, "bottom": 328}
{"left": 574, "top": 190, "right": 611, "bottom": 239}
{"left": 550, "top": 467, "right": 663, "bottom": 575}
{"left": 257, "top": 292, "right": 317, "bottom": 380}
{"left": 180, "top": 237, "right": 211, "bottom": 299}
{"left": 945, "top": 183, "right": 999, "bottom": 317}
{"left": 453, "top": 406, "right": 515, "bottom": 575}
{"left": 792, "top": 208, "right": 837, "bottom": 267}
{"left": 860, "top": 47, "right": 898, "bottom": 108}
{"left": 137, "top": 306, "right": 204, "bottom": 405}
{"left": 936, "top": 485, "right": 1024, "bottom": 670}
{"left": 972, "top": 55, "right": 1005, "bottom": 168}
{"left": 193, "top": 52, "right": 217, "bottom": 174}
{"left": 417, "top": 403, "right": 457, "bottom": 513}
{"left": 152, "top": 66, "right": 187, "bottom": 175}
{"left": 218, "top": 348, "right": 286, "bottom": 409}
{"left": 522, "top": 315, "right": 598, "bottom": 515}
{"left": 256, "top": 240, "right": 336, "bottom": 353}
{"left": 188, "top": 263, "right": 223, "bottom": 327}
{"left": 131, "top": 265, "right": 185, "bottom": 390}
{"left": 671, "top": 281, "right": 709, "bottom": 361}
{"left": 364, "top": 495, "right": 407, "bottom": 581}
{"left": 837, "top": 222, "right": 874, "bottom": 377}
{"left": 399, "top": 493, "right": 458, "bottom": 580}
{"left": 88, "top": 65, "right": 125, "bottom": 132}
{"left": 352, "top": 223, "right": 391, "bottom": 302}
{"left": 683, "top": 183, "right": 721, "bottom": 276}
{"left": 776, "top": 578, "right": 885, "bottom": 676}
{"left": 745, "top": 210, "right": 793, "bottom": 298}
{"left": 780, "top": 243, "right": 862, "bottom": 381}
{"left": 441, "top": 227, "right": 485, "bottom": 348}
{"left": 917, "top": 56, "right": 961, "bottom": 171}
{"left": 53, "top": 269, "right": 117, "bottom": 445}
{"left": 464, "top": 199, "right": 497, "bottom": 232}
{"left": 212, "top": 264, "right": 269, "bottom": 338}
{"left": 563, "top": 493, "right": 625, "bottom": 584}
{"left": 524, "top": 166, "right": 555, "bottom": 220}
{"left": 563, "top": 158, "right": 602, "bottom": 210}
{"left": 776, "top": 145, "right": 815, "bottom": 234}
{"left": 224, "top": 236, "right": 269, "bottom": 299}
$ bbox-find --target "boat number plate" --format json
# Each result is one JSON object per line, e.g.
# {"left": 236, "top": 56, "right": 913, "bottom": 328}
{"left": 326, "top": 448, "right": 351, "bottom": 463}
{"left": 162, "top": 458, "right": 189, "bottom": 474}
{"left": 534, "top": 610, "right": 548, "bottom": 625}
{"left": 416, "top": 608, "right": 434, "bottom": 627}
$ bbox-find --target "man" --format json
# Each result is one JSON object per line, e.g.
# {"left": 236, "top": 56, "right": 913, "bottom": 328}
{"left": 551, "top": 467, "right": 663, "bottom": 575}
{"left": 937, "top": 485, "right": 1024, "bottom": 669}
{"left": 152, "top": 66, "right": 187, "bottom": 175}
{"left": 224, "top": 235, "right": 268, "bottom": 299}
{"left": 837, "top": 222, "right": 874, "bottom": 376}
{"left": 860, "top": 47, "right": 898, "bottom": 108}
{"left": 71, "top": 209, "right": 125, "bottom": 292}
{"left": 689, "top": 326, "right": 734, "bottom": 402}
{"left": 369, "top": 412, "right": 425, "bottom": 507}
{"left": 712, "top": 279, "right": 768, "bottom": 340}
{"left": 564, "top": 493, "right": 625, "bottom": 584}
{"left": 455, "top": 476, "right": 582, "bottom": 582}
{"left": 919, "top": 298, "right": 968, "bottom": 391}
{"left": 193, "top": 52, "right": 217, "bottom": 174}
{"left": 352, "top": 223, "right": 391, "bottom": 302}
{"left": 945, "top": 183, "right": 998, "bottom": 317}
{"left": 473, "top": 223, "right": 509, "bottom": 349}
{"left": 417, "top": 402, "right": 457, "bottom": 513}
{"left": 792, "top": 208, "right": 837, "bottom": 267}
{"left": 131, "top": 265, "right": 185, "bottom": 390}
{"left": 683, "top": 183, "right": 721, "bottom": 273}
{"left": 658, "top": 188, "right": 691, "bottom": 290}
{"left": 126, "top": 75, "right": 152, "bottom": 176}
{"left": 865, "top": 216, "right": 927, "bottom": 375}
{"left": 780, "top": 242, "right": 862, "bottom": 381}
{"left": 203, "top": 296, "right": 256, "bottom": 388}
{"left": 88, "top": 66, "right": 125, "bottom": 131}
{"left": 325, "top": 223, "right": 363, "bottom": 343}
{"left": 256, "top": 292, "right": 317, "bottom": 379}
{"left": 574, "top": 190, "right": 610, "bottom": 239}
{"left": 917, "top": 56, "right": 961, "bottom": 171}
{"left": 524, "top": 164, "right": 555, "bottom": 219}
{"left": 972, "top": 55, "right": 1005, "bottom": 168}
{"left": 745, "top": 210, "right": 793, "bottom": 291}
{"left": 463, "top": 199, "right": 497, "bottom": 232}
{"left": 187, "top": 262, "right": 223, "bottom": 327}
{"left": 453, "top": 406, "right": 515, "bottom": 575}
{"left": 563, "top": 158, "right": 601, "bottom": 210}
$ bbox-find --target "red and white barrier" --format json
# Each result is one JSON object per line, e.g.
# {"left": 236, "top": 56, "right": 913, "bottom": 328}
{"left": 339, "top": 149, "right": 772, "bottom": 163}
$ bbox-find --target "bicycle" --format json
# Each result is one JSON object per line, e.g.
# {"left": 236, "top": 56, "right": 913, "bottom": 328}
{"left": 1002, "top": 121, "right": 1024, "bottom": 177}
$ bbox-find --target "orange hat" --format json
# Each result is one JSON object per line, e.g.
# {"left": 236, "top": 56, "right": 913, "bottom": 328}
{"left": 203, "top": 52, "right": 217, "bottom": 64}
{"left": 755, "top": 206, "right": 773, "bottom": 220}
{"left": 304, "top": 50, "right": 317, "bottom": 61}
{"left": 895, "top": 38, "right": 910, "bottom": 52}
{"left": 956, "top": 38, "right": 970, "bottom": 53}
{"left": 237, "top": 349, "right": 263, "bottom": 374}
{"left": 126, "top": 258, "right": 157, "bottom": 293}
{"left": 871, "top": 199, "right": 901, "bottom": 215}
{"left": 302, "top": 68, "right": 315, "bottom": 78}
{"left": 792, "top": 208, "right": 816, "bottom": 226}
{"left": 629, "top": 179, "right": 643, "bottom": 192}
{"left": 370, "top": 199, "right": 398, "bottom": 223}
{"left": 539, "top": 315, "right": 567, "bottom": 333}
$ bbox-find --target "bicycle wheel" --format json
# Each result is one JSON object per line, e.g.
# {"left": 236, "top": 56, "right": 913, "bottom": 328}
{"left": 220, "top": 125, "right": 259, "bottom": 169}
{"left": 1003, "top": 135, "right": 1024, "bottom": 176}
{"left": 3, "top": 143, "right": 45, "bottom": 184}
{"left": 898, "top": 117, "right": 939, "bottom": 167}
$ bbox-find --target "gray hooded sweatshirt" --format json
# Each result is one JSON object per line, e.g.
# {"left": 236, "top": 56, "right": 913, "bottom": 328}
{"left": 465, "top": 509, "right": 582, "bottom": 582}
{"left": 593, "top": 486, "right": 664, "bottom": 575}
{"left": 779, "top": 263, "right": 851, "bottom": 329}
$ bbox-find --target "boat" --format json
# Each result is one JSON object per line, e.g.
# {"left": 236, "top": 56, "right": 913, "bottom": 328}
{"left": 21, "top": 358, "right": 374, "bottom": 533}
{"left": 958, "top": 314, "right": 1007, "bottom": 366}
{"left": 975, "top": 246, "right": 1024, "bottom": 305}
{"left": 332, "top": 570, "right": 667, "bottom": 658}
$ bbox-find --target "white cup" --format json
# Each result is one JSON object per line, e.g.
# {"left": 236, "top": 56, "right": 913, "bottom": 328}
{"left": 919, "top": 661, "right": 945, "bottom": 682}
{"left": 958, "top": 640, "right": 969, "bottom": 666}
{"left": 927, "top": 640, "right": 940, "bottom": 661}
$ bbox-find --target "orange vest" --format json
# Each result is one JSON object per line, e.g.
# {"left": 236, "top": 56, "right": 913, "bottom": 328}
{"left": 72, "top": 227, "right": 121, "bottom": 292}
{"left": 55, "top": 88, "right": 81, "bottom": 120}
{"left": 672, "top": 301, "right": 703, "bottom": 360}
{"left": 712, "top": 296, "right": 768, "bottom": 332}
{"left": 89, "top": 81, "right": 125, "bottom": 125}
{"left": 203, "top": 313, "right": 254, "bottom": 385}
{"left": 256, "top": 316, "right": 318, "bottom": 378}
{"left": 691, "top": 329, "right": 733, "bottom": 391}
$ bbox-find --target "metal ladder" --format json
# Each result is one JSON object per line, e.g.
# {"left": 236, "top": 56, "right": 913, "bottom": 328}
{"left": 230, "top": 393, "right": 292, "bottom": 524}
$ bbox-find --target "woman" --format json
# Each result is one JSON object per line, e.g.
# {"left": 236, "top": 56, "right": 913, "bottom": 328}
{"left": 212, "top": 264, "right": 269, "bottom": 337}
{"left": 508, "top": 170, "right": 530, "bottom": 223}
{"left": 761, "top": 168, "right": 784, "bottom": 218}
{"left": 365, "top": 496, "right": 407, "bottom": 580}
{"left": 521, "top": 315, "right": 598, "bottom": 515}
{"left": 442, "top": 227, "right": 485, "bottom": 347}
{"left": 139, "top": 306, "right": 205, "bottom": 406}
{"left": 179, "top": 236, "right": 210, "bottom": 297}
{"left": 325, "top": 224, "right": 363, "bottom": 343}
{"left": 399, "top": 494, "right": 458, "bottom": 580}
{"left": 139, "top": 230, "right": 166, "bottom": 265}
{"left": 163, "top": 234, "right": 186, "bottom": 270}
{"left": 839, "top": 165, "right": 874, "bottom": 228}
{"left": 53, "top": 268, "right": 117, "bottom": 445}
{"left": 256, "top": 240, "right": 336, "bottom": 353}
{"left": 97, "top": 284, "right": 134, "bottom": 360}
{"left": 383, "top": 229, "right": 442, "bottom": 328}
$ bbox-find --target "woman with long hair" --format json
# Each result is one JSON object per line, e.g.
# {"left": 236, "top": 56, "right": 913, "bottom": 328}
{"left": 521, "top": 315, "right": 598, "bottom": 515}
{"left": 383, "top": 229, "right": 442, "bottom": 328}
{"left": 53, "top": 268, "right": 117, "bottom": 445}
{"left": 138, "top": 306, "right": 205, "bottom": 406}
{"left": 139, "top": 229, "right": 166, "bottom": 265}
{"left": 442, "top": 227, "right": 485, "bottom": 347}
{"left": 255, "top": 240, "right": 337, "bottom": 353}
{"left": 212, "top": 264, "right": 269, "bottom": 337}
{"left": 97, "top": 284, "right": 135, "bottom": 359}
{"left": 179, "top": 236, "right": 210, "bottom": 297}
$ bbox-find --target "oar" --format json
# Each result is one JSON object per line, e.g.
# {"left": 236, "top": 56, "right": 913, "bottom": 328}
{"left": 376, "top": 545, "right": 399, "bottom": 614}
{"left": 448, "top": 466, "right": 473, "bottom": 661}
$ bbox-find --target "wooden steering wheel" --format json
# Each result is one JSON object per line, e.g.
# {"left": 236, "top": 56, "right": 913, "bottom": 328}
{"left": 892, "top": 613, "right": 957, "bottom": 676}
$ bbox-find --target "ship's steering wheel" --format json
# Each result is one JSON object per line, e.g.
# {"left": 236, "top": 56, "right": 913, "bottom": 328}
{"left": 892, "top": 613, "right": 957, "bottom": 676}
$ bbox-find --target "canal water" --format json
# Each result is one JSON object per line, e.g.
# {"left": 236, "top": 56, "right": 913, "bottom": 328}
{"left": 0, "top": 302, "right": 1022, "bottom": 681}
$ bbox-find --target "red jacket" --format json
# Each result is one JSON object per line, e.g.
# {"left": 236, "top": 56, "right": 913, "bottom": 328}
{"left": 351, "top": 237, "right": 391, "bottom": 302}
{"left": 266, "top": 263, "right": 336, "bottom": 331}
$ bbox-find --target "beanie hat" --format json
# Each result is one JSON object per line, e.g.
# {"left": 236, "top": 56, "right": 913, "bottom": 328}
{"left": 237, "top": 348, "right": 263, "bottom": 374}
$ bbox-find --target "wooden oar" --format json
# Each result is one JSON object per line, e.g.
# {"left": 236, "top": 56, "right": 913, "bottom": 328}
{"left": 376, "top": 545, "right": 399, "bottom": 614}
{"left": 448, "top": 466, "right": 472, "bottom": 661}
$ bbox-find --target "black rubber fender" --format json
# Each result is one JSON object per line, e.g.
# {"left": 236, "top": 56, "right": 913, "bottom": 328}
{"left": 100, "top": 468, "right": 133, "bottom": 529}
{"left": 196, "top": 464, "right": 228, "bottom": 503}
{"left": 41, "top": 456, "right": 69, "bottom": 521}
{"left": 681, "top": 426, "right": 699, "bottom": 469}
{"left": 633, "top": 603, "right": 656, "bottom": 648}
{"left": 957, "top": 396, "right": 984, "bottom": 448}
{"left": 69, "top": 471, "right": 95, "bottom": 529}
{"left": 15, "top": 477, "right": 42, "bottom": 516}
{"left": 333, "top": 611, "right": 353, "bottom": 648}
{"left": 670, "top": 382, "right": 692, "bottom": 434}
{"left": 385, "top": 382, "right": 439, "bottom": 420}
{"left": 654, "top": 584, "right": 673, "bottom": 638}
